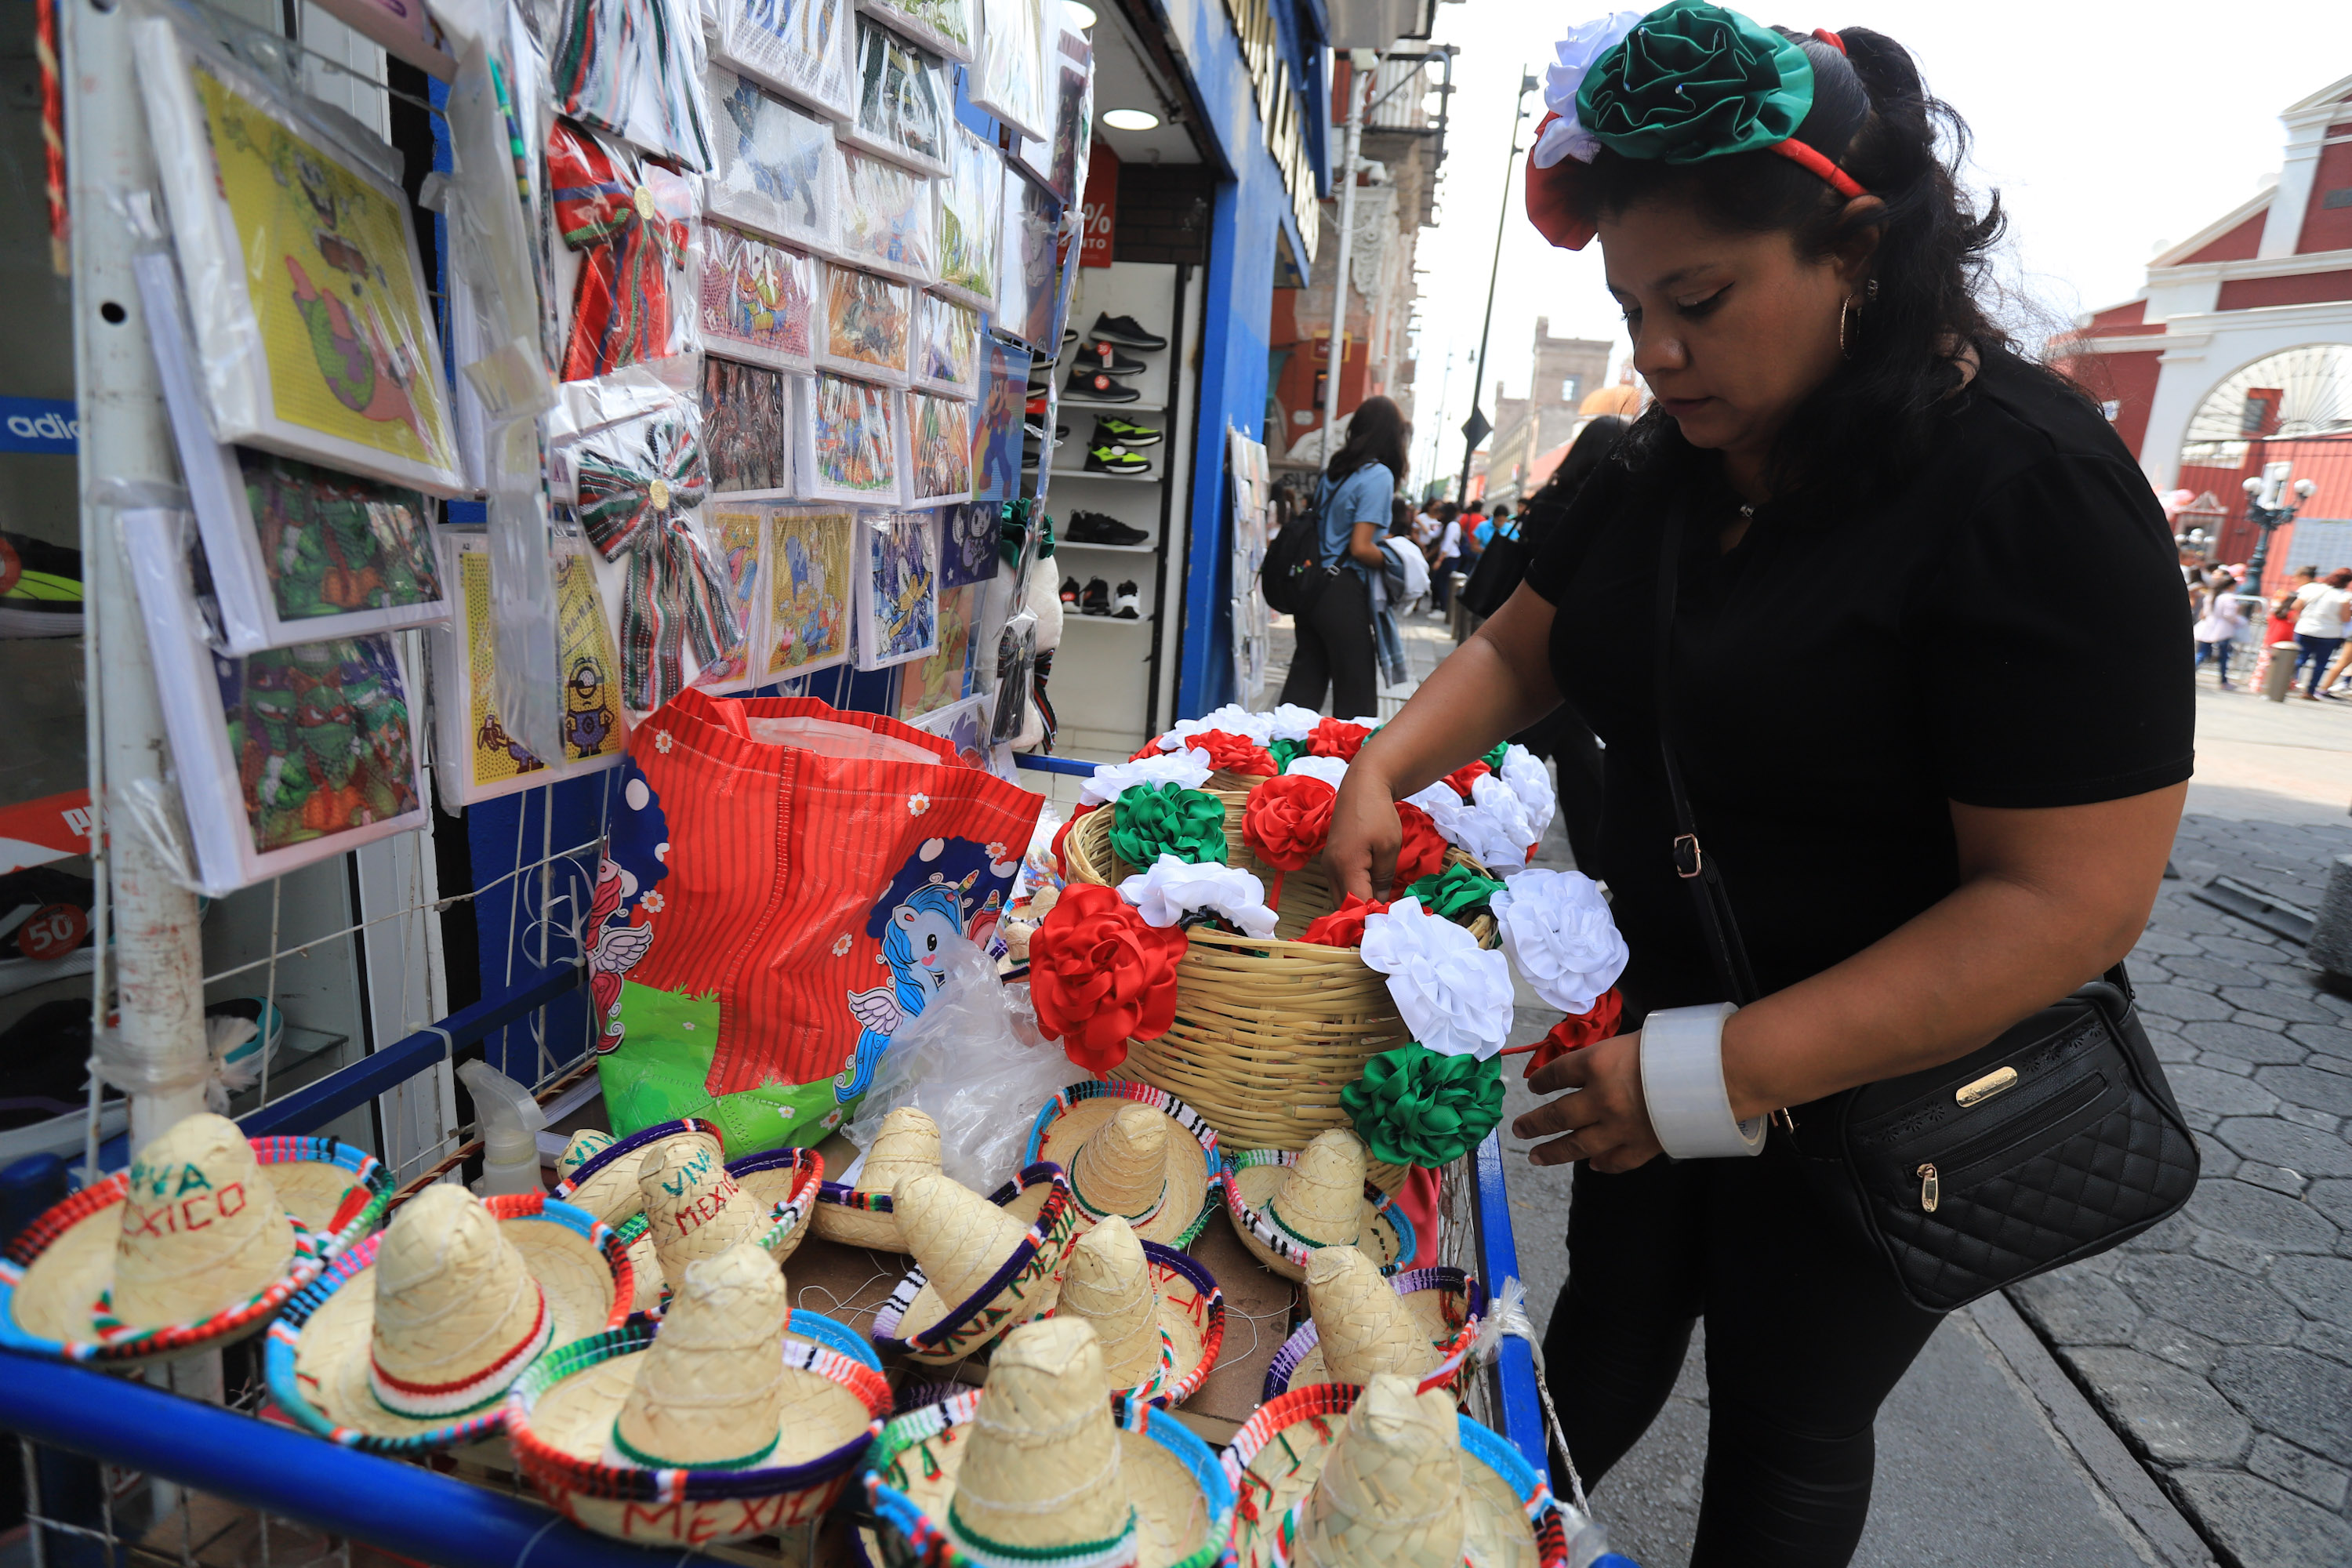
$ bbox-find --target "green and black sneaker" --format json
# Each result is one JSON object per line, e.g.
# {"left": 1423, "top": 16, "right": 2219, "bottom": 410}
{"left": 1091, "top": 414, "right": 1163, "bottom": 448}
{"left": 0, "top": 531, "right": 83, "bottom": 638}
{"left": 1083, "top": 443, "right": 1152, "bottom": 477}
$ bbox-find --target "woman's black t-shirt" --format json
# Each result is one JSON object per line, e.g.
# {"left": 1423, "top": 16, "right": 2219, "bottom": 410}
{"left": 1520, "top": 354, "right": 2194, "bottom": 1011}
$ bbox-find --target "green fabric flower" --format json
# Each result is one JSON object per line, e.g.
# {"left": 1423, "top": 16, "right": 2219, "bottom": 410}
{"left": 1576, "top": 0, "right": 1813, "bottom": 165}
{"left": 1341, "top": 1043, "right": 1504, "bottom": 1167}
{"left": 1111, "top": 782, "right": 1228, "bottom": 868}
{"left": 1481, "top": 742, "right": 1509, "bottom": 771}
{"left": 1404, "top": 862, "right": 1507, "bottom": 921}
{"left": 1268, "top": 738, "right": 1305, "bottom": 773}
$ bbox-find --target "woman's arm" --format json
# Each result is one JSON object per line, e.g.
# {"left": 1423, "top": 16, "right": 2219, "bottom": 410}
{"left": 1348, "top": 520, "right": 1385, "bottom": 568}
{"left": 1512, "top": 780, "right": 2187, "bottom": 1171}
{"left": 1327, "top": 583, "right": 1565, "bottom": 898}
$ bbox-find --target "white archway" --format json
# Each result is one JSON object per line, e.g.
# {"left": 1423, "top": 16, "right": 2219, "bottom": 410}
{"left": 2138, "top": 312, "right": 2352, "bottom": 489}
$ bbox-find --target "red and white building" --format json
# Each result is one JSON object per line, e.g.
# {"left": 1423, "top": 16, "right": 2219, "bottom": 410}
{"left": 2059, "top": 71, "right": 2352, "bottom": 574}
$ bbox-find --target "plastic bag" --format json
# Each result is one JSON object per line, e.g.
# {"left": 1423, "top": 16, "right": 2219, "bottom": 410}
{"left": 840, "top": 935, "right": 1069, "bottom": 1192}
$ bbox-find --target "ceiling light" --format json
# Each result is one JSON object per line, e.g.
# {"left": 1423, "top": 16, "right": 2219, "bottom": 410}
{"left": 1102, "top": 107, "right": 1160, "bottom": 131}
{"left": 1065, "top": 2, "right": 1096, "bottom": 25}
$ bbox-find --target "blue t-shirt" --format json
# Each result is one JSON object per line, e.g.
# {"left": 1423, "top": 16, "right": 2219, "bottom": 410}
{"left": 1316, "top": 463, "right": 1394, "bottom": 579}
{"left": 1473, "top": 518, "right": 1496, "bottom": 547}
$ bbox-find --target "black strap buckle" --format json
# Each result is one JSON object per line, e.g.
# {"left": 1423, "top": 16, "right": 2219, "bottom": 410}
{"left": 1673, "top": 833, "right": 1703, "bottom": 879}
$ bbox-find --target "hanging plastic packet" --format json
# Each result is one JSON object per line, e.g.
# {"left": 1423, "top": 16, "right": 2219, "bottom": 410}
{"left": 971, "top": 339, "right": 1032, "bottom": 506}
{"left": 934, "top": 122, "right": 1004, "bottom": 311}
{"left": 906, "top": 394, "right": 972, "bottom": 509}
{"left": 841, "top": 16, "right": 950, "bottom": 177}
{"left": 550, "top": 118, "right": 702, "bottom": 383}
{"left": 799, "top": 371, "right": 906, "bottom": 506}
{"left": 485, "top": 419, "right": 568, "bottom": 760}
{"left": 686, "top": 499, "right": 767, "bottom": 693}
{"left": 760, "top": 505, "right": 855, "bottom": 677}
{"left": 550, "top": 0, "right": 713, "bottom": 169}
{"left": 834, "top": 145, "right": 939, "bottom": 285}
{"left": 971, "top": 0, "right": 1047, "bottom": 140}
{"left": 693, "top": 222, "right": 817, "bottom": 372}
{"left": 703, "top": 66, "right": 839, "bottom": 254}
{"left": 987, "top": 608, "right": 1036, "bottom": 745}
{"left": 701, "top": 355, "right": 793, "bottom": 495}
{"left": 910, "top": 293, "right": 981, "bottom": 400}
{"left": 996, "top": 173, "right": 1059, "bottom": 354}
{"left": 861, "top": 0, "right": 973, "bottom": 64}
{"left": 706, "top": 0, "right": 856, "bottom": 122}
{"left": 816, "top": 265, "right": 913, "bottom": 386}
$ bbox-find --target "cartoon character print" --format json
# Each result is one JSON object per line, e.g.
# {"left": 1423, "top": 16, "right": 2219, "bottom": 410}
{"left": 833, "top": 836, "right": 1017, "bottom": 1102}
{"left": 586, "top": 760, "right": 671, "bottom": 1048}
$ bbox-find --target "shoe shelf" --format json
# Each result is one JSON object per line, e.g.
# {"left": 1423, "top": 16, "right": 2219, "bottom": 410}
{"left": 1058, "top": 539, "right": 1157, "bottom": 553}
{"left": 1049, "top": 466, "right": 1160, "bottom": 483}
{"left": 1058, "top": 400, "right": 1165, "bottom": 414}
{"left": 1064, "top": 611, "right": 1152, "bottom": 630}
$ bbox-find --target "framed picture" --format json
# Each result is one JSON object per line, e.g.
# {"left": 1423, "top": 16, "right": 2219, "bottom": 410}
{"left": 911, "top": 292, "right": 982, "bottom": 399}
{"left": 970, "top": 338, "right": 1032, "bottom": 506}
{"left": 702, "top": 356, "right": 794, "bottom": 497}
{"left": 934, "top": 123, "right": 1005, "bottom": 311}
{"left": 840, "top": 15, "right": 951, "bottom": 178}
{"left": 706, "top": 67, "right": 840, "bottom": 255}
{"left": 764, "top": 505, "right": 855, "bottom": 677}
{"left": 799, "top": 372, "right": 905, "bottom": 505}
{"left": 123, "top": 508, "right": 427, "bottom": 896}
{"left": 906, "top": 392, "right": 973, "bottom": 508}
{"left": 855, "top": 0, "right": 975, "bottom": 64}
{"left": 835, "top": 144, "right": 939, "bottom": 285}
{"left": 937, "top": 501, "right": 999, "bottom": 590}
{"left": 132, "top": 17, "right": 463, "bottom": 496}
{"left": 688, "top": 503, "right": 770, "bottom": 694}
{"left": 971, "top": 0, "right": 1047, "bottom": 141}
{"left": 710, "top": 0, "right": 858, "bottom": 122}
{"left": 897, "top": 581, "right": 976, "bottom": 720}
{"left": 695, "top": 224, "right": 818, "bottom": 374}
{"left": 817, "top": 266, "right": 914, "bottom": 386}
{"left": 901, "top": 691, "right": 990, "bottom": 768}
{"left": 550, "top": 0, "right": 713, "bottom": 169}
{"left": 854, "top": 510, "right": 938, "bottom": 670}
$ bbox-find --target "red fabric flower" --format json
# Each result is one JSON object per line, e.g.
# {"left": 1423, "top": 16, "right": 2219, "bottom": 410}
{"left": 1443, "top": 760, "right": 1492, "bottom": 799}
{"left": 1051, "top": 802, "right": 1098, "bottom": 877}
{"left": 1390, "top": 802, "right": 1448, "bottom": 896}
{"left": 1243, "top": 775, "right": 1336, "bottom": 871}
{"left": 1306, "top": 717, "right": 1371, "bottom": 760}
{"left": 1128, "top": 739, "right": 1169, "bottom": 762}
{"left": 1189, "top": 729, "right": 1277, "bottom": 777}
{"left": 1028, "top": 884, "right": 1188, "bottom": 1073}
{"left": 1299, "top": 894, "right": 1392, "bottom": 948}
{"left": 1521, "top": 988, "right": 1624, "bottom": 1079}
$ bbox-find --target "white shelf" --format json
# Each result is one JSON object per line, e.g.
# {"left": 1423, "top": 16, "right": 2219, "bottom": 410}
{"left": 1058, "top": 539, "right": 1157, "bottom": 553}
{"left": 1057, "top": 399, "right": 1166, "bottom": 413}
{"left": 1050, "top": 466, "right": 1160, "bottom": 483}
{"left": 1063, "top": 612, "right": 1152, "bottom": 630}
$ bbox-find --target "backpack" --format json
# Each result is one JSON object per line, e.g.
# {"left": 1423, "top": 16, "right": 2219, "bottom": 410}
{"left": 1261, "top": 483, "right": 1332, "bottom": 615}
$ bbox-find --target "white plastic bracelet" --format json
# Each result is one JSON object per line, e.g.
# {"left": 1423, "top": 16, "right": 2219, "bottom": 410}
{"left": 1640, "top": 1003, "right": 1766, "bottom": 1159}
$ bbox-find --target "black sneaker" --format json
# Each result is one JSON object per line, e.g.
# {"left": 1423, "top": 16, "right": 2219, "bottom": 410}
{"left": 0, "top": 532, "right": 84, "bottom": 638}
{"left": 1022, "top": 448, "right": 1041, "bottom": 471}
{"left": 1083, "top": 443, "right": 1151, "bottom": 476}
{"left": 1080, "top": 577, "right": 1111, "bottom": 615}
{"left": 1083, "top": 342, "right": 1148, "bottom": 376}
{"left": 1060, "top": 576, "right": 1080, "bottom": 606}
{"left": 1064, "top": 365, "right": 1139, "bottom": 403}
{"left": 1062, "top": 325, "right": 1079, "bottom": 347}
{"left": 1090, "top": 313, "right": 1167, "bottom": 351}
{"left": 1065, "top": 510, "right": 1150, "bottom": 546}
{"left": 1091, "top": 415, "right": 1162, "bottom": 448}
{"left": 1112, "top": 580, "right": 1141, "bottom": 619}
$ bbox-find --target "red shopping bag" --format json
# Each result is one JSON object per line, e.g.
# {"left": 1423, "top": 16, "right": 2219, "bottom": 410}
{"left": 589, "top": 690, "right": 1043, "bottom": 1151}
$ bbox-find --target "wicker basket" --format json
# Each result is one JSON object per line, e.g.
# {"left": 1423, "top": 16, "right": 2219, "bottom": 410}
{"left": 1060, "top": 799, "right": 1497, "bottom": 1181}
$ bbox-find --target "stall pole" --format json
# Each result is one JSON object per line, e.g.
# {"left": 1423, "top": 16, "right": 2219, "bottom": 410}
{"left": 66, "top": 0, "right": 210, "bottom": 1153}
{"left": 1319, "top": 50, "right": 1374, "bottom": 448}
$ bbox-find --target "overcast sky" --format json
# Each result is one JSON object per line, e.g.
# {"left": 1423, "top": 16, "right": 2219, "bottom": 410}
{"left": 1402, "top": 2, "right": 2352, "bottom": 483}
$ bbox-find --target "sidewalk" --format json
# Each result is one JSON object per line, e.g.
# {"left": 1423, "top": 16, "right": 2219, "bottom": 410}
{"left": 1263, "top": 621, "right": 2352, "bottom": 1566}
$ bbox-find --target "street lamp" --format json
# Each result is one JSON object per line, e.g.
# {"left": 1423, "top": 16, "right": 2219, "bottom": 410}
{"left": 2241, "top": 465, "right": 2319, "bottom": 597}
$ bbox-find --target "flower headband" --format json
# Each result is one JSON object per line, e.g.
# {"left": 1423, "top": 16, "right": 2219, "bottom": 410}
{"left": 1526, "top": 0, "right": 1866, "bottom": 250}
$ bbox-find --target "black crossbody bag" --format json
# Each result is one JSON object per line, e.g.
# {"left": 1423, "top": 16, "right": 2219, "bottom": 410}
{"left": 1649, "top": 499, "right": 2198, "bottom": 1313}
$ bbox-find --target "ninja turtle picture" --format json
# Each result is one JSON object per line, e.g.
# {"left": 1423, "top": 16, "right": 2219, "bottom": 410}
{"left": 216, "top": 635, "right": 419, "bottom": 852}
{"left": 240, "top": 451, "right": 441, "bottom": 621}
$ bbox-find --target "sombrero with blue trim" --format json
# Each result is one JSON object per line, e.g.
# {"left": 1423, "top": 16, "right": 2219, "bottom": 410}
{"left": 861, "top": 1319, "right": 1238, "bottom": 1568}
{"left": 1262, "top": 1261, "right": 1483, "bottom": 1402}
{"left": 264, "top": 1187, "right": 631, "bottom": 1451}
{"left": 869, "top": 1164, "right": 1080, "bottom": 1366}
{"left": 1025, "top": 1081, "right": 1219, "bottom": 1247}
{"left": 0, "top": 1113, "right": 389, "bottom": 1367}
{"left": 551, "top": 1117, "right": 723, "bottom": 1226}
{"left": 1220, "top": 1131, "right": 1415, "bottom": 1284}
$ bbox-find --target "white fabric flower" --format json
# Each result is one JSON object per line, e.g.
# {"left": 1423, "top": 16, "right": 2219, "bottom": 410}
{"left": 1080, "top": 747, "right": 1214, "bottom": 805}
{"left": 1500, "top": 745, "right": 1558, "bottom": 839}
{"left": 1532, "top": 11, "right": 1646, "bottom": 169}
{"left": 1451, "top": 798, "right": 1532, "bottom": 873}
{"left": 1283, "top": 753, "right": 1350, "bottom": 792}
{"left": 1404, "top": 779, "right": 1465, "bottom": 828}
{"left": 1343, "top": 715, "right": 1385, "bottom": 730}
{"left": 1491, "top": 868, "right": 1628, "bottom": 1014}
{"left": 1359, "top": 897, "right": 1515, "bottom": 1060}
{"left": 1265, "top": 704, "right": 1323, "bottom": 742}
{"left": 1119, "top": 855, "right": 1278, "bottom": 938}
{"left": 1160, "top": 704, "right": 1274, "bottom": 748}
{"left": 1472, "top": 773, "right": 1537, "bottom": 858}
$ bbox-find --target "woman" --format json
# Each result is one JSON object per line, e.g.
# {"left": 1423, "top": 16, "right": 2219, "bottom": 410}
{"left": 2292, "top": 566, "right": 2352, "bottom": 699}
{"left": 2191, "top": 572, "right": 2243, "bottom": 688}
{"left": 1277, "top": 395, "right": 1407, "bottom": 720}
{"left": 1324, "top": 10, "right": 2190, "bottom": 1563}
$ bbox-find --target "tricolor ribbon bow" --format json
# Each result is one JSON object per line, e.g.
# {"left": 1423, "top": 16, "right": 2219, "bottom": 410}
{"left": 550, "top": 120, "right": 693, "bottom": 381}
{"left": 575, "top": 418, "right": 739, "bottom": 712}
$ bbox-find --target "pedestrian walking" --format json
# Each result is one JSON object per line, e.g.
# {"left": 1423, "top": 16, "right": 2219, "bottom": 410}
{"left": 2191, "top": 572, "right": 2244, "bottom": 688}
{"left": 1275, "top": 395, "right": 1408, "bottom": 721}
{"left": 1326, "top": 12, "right": 2194, "bottom": 1563}
{"left": 2291, "top": 566, "right": 2351, "bottom": 699}
{"left": 1425, "top": 503, "right": 1468, "bottom": 619}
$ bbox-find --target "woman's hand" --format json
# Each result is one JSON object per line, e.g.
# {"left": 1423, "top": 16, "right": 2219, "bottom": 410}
{"left": 1511, "top": 1033, "right": 1664, "bottom": 1173}
{"left": 1325, "top": 768, "right": 1403, "bottom": 902}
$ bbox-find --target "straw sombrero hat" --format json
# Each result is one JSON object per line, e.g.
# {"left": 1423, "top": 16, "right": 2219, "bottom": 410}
{"left": 1024, "top": 1082, "right": 1218, "bottom": 1247}
{"left": 869, "top": 1165, "right": 1079, "bottom": 1366}
{"left": 1221, "top": 1131, "right": 1417, "bottom": 1283}
{"left": 1263, "top": 1255, "right": 1483, "bottom": 1401}
{"left": 1225, "top": 1377, "right": 1570, "bottom": 1568}
{"left": 812, "top": 1106, "right": 939, "bottom": 1253}
{"left": 505, "top": 1243, "right": 890, "bottom": 1546}
{"left": 556, "top": 1131, "right": 662, "bottom": 1315}
{"left": 636, "top": 1138, "right": 808, "bottom": 1293}
{"left": 724, "top": 1147, "right": 823, "bottom": 1267}
{"left": 0, "top": 1113, "right": 390, "bottom": 1365}
{"left": 265, "top": 1187, "right": 632, "bottom": 1452}
{"left": 1056, "top": 1215, "right": 1224, "bottom": 1406}
{"left": 862, "top": 1318, "right": 1237, "bottom": 1568}
{"left": 550, "top": 1118, "right": 723, "bottom": 1228}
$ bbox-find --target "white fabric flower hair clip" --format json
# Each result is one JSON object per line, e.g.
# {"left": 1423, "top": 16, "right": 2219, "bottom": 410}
{"left": 1080, "top": 747, "right": 1214, "bottom": 805}
{"left": 1264, "top": 703, "right": 1324, "bottom": 742}
{"left": 1533, "top": 10, "right": 1648, "bottom": 170}
{"left": 1359, "top": 896, "right": 1515, "bottom": 1061}
{"left": 1491, "top": 868, "right": 1628, "bottom": 1014}
{"left": 1499, "top": 744, "right": 1558, "bottom": 839}
{"left": 1159, "top": 703, "right": 1276, "bottom": 749}
{"left": 1282, "top": 754, "right": 1350, "bottom": 792}
{"left": 1119, "top": 855, "right": 1279, "bottom": 938}
{"left": 1471, "top": 774, "right": 1537, "bottom": 859}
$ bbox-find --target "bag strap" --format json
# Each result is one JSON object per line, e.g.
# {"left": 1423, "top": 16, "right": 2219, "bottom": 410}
{"left": 1652, "top": 495, "right": 1761, "bottom": 1007}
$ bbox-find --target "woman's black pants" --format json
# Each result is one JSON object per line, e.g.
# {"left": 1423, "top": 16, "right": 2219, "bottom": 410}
{"left": 1278, "top": 569, "right": 1378, "bottom": 720}
{"left": 1543, "top": 1146, "right": 1942, "bottom": 1566}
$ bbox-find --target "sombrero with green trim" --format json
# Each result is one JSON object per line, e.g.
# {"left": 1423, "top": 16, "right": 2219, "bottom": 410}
{"left": 0, "top": 1114, "right": 389, "bottom": 1367}
{"left": 1219, "top": 1131, "right": 1416, "bottom": 1284}
{"left": 861, "top": 1318, "right": 1238, "bottom": 1568}
{"left": 264, "top": 1187, "right": 631, "bottom": 1452}
{"left": 1023, "top": 1081, "right": 1219, "bottom": 1247}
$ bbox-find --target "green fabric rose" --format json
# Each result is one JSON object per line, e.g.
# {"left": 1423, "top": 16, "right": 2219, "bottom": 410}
{"left": 1341, "top": 1043, "right": 1505, "bottom": 1167}
{"left": 1111, "top": 782, "right": 1228, "bottom": 868}
{"left": 1576, "top": 0, "right": 1813, "bottom": 165}
{"left": 1404, "top": 862, "right": 1507, "bottom": 921}
{"left": 1481, "top": 742, "right": 1509, "bottom": 771}
{"left": 1268, "top": 738, "right": 1306, "bottom": 773}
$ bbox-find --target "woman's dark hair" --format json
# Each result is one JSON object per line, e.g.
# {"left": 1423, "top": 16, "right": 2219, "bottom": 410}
{"left": 1327, "top": 394, "right": 1410, "bottom": 485}
{"left": 1572, "top": 27, "right": 2040, "bottom": 503}
{"left": 1390, "top": 497, "right": 1414, "bottom": 536}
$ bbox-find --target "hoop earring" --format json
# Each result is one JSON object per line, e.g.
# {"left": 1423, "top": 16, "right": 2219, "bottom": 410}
{"left": 1838, "top": 296, "right": 1857, "bottom": 359}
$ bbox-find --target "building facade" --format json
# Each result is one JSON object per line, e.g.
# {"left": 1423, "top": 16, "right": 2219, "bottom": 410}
{"left": 1481, "top": 319, "right": 1613, "bottom": 506}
